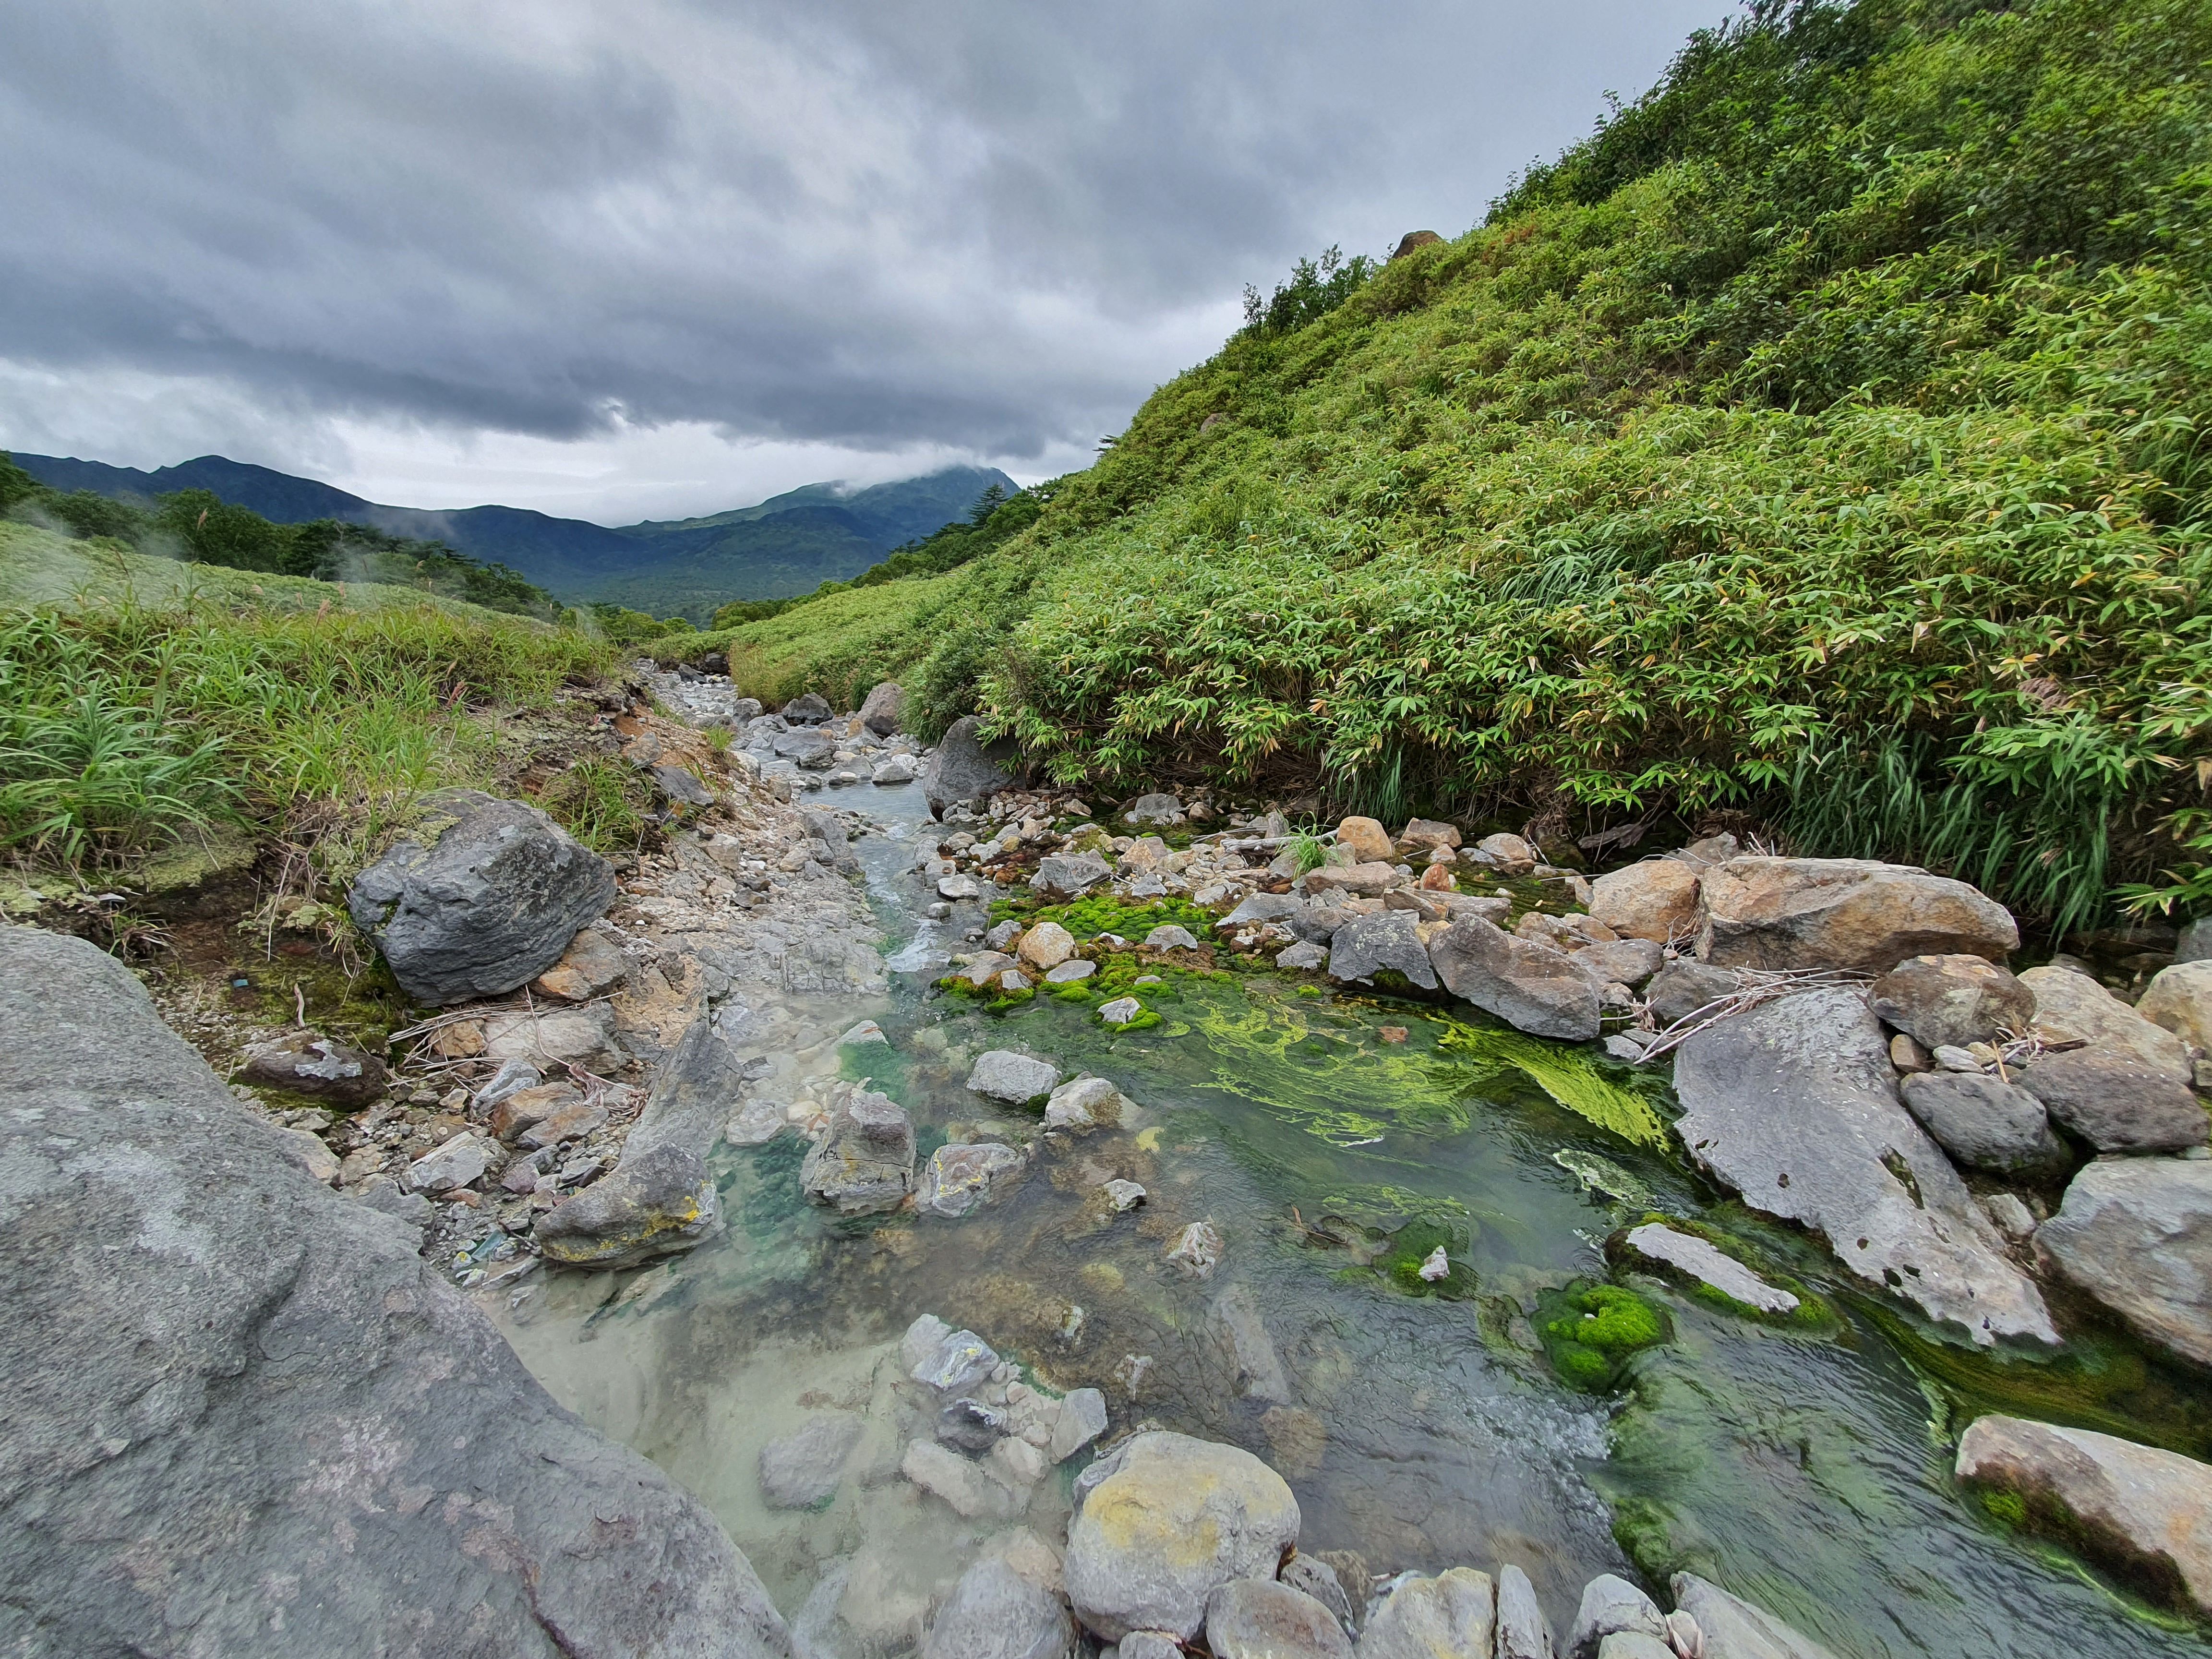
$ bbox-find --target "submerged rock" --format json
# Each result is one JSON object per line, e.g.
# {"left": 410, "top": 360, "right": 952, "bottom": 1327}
{"left": 535, "top": 1017, "right": 736, "bottom": 1268}
{"left": 1063, "top": 1431, "right": 1301, "bottom": 1641}
{"left": 800, "top": 1087, "right": 917, "bottom": 1214}
{"left": 1670, "top": 986, "right": 2056, "bottom": 1345}
{"left": 1695, "top": 855, "right": 2018, "bottom": 973}
{"left": 1428, "top": 918, "right": 1601, "bottom": 1041}
{"left": 922, "top": 1556, "right": 1074, "bottom": 1659}
{"left": 1954, "top": 1416, "right": 2212, "bottom": 1618}
{"left": 1359, "top": 1568, "right": 1495, "bottom": 1659}
{"left": 0, "top": 923, "right": 789, "bottom": 1657}
{"left": 924, "top": 715, "right": 1024, "bottom": 817}
{"left": 760, "top": 1413, "right": 863, "bottom": 1509}
{"left": 347, "top": 788, "right": 616, "bottom": 1004}
{"left": 917, "top": 1141, "right": 1025, "bottom": 1217}
{"left": 2038, "top": 1156, "right": 2212, "bottom": 1366}
{"left": 1045, "top": 1075, "right": 1127, "bottom": 1131}
{"left": 1620, "top": 1222, "right": 1800, "bottom": 1315}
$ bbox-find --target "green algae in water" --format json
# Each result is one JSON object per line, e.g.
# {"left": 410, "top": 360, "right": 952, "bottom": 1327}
{"left": 1553, "top": 1148, "right": 1663, "bottom": 1210}
{"left": 1187, "top": 993, "right": 1471, "bottom": 1147}
{"left": 1538, "top": 1281, "right": 1672, "bottom": 1391}
{"left": 1440, "top": 1022, "right": 1671, "bottom": 1150}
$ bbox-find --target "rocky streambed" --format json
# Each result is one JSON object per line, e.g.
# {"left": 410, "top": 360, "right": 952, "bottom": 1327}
{"left": 6, "top": 668, "right": 2210, "bottom": 1658}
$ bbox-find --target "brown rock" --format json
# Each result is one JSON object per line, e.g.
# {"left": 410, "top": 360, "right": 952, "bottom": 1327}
{"left": 517, "top": 1100, "right": 611, "bottom": 1152}
{"left": 2137, "top": 961, "right": 2212, "bottom": 1056}
{"left": 532, "top": 928, "right": 629, "bottom": 1003}
{"left": 2020, "top": 965, "right": 2193, "bottom": 1082}
{"left": 1303, "top": 861, "right": 1401, "bottom": 898}
{"left": 1390, "top": 230, "right": 1444, "bottom": 259}
{"left": 1400, "top": 817, "right": 1462, "bottom": 851}
{"left": 1869, "top": 954, "right": 2037, "bottom": 1050}
{"left": 1419, "top": 862, "right": 1457, "bottom": 892}
{"left": 1335, "top": 816, "right": 1395, "bottom": 864}
{"left": 429, "top": 1020, "right": 486, "bottom": 1060}
{"left": 237, "top": 1033, "right": 387, "bottom": 1108}
{"left": 489, "top": 1082, "right": 584, "bottom": 1143}
{"left": 1474, "top": 833, "right": 1538, "bottom": 872}
{"left": 1696, "top": 856, "right": 2019, "bottom": 973}
{"left": 1590, "top": 859, "right": 1701, "bottom": 943}
{"left": 1957, "top": 1415, "right": 2212, "bottom": 1617}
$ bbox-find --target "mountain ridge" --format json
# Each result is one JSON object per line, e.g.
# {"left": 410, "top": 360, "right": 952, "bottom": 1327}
{"left": 5, "top": 450, "right": 1013, "bottom": 619}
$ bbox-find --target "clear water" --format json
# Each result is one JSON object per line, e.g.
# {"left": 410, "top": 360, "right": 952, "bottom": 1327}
{"left": 494, "top": 778, "right": 2208, "bottom": 1657}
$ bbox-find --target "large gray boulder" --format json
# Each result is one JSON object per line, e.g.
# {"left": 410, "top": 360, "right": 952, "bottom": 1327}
{"left": 535, "top": 1016, "right": 736, "bottom": 1268}
{"left": 799, "top": 1086, "right": 917, "bottom": 1214}
{"left": 1954, "top": 1416, "right": 2212, "bottom": 1619}
{"left": 1328, "top": 910, "right": 1439, "bottom": 990}
{"left": 1357, "top": 1569, "right": 1494, "bottom": 1658}
{"left": 1031, "top": 851, "right": 1113, "bottom": 900}
{"left": 1063, "top": 1431, "right": 1300, "bottom": 1641}
{"left": 860, "top": 681, "right": 906, "bottom": 736}
{"left": 1495, "top": 1564, "right": 1555, "bottom": 1659}
{"left": 2038, "top": 1157, "right": 2212, "bottom": 1366}
{"left": 1695, "top": 855, "right": 2018, "bottom": 973}
{"left": 1671, "top": 986, "right": 2056, "bottom": 1345}
{"left": 1428, "top": 918, "right": 1601, "bottom": 1041}
{"left": 1668, "top": 1574, "right": 1840, "bottom": 1659}
{"left": 1898, "top": 1072, "right": 2072, "bottom": 1178}
{"left": 1564, "top": 1575, "right": 1663, "bottom": 1659}
{"left": 0, "top": 923, "right": 790, "bottom": 1659}
{"left": 921, "top": 1557, "right": 1074, "bottom": 1659}
{"left": 1207, "top": 1578, "right": 1350, "bottom": 1658}
{"left": 923, "top": 715, "right": 1024, "bottom": 817}
{"left": 347, "top": 788, "right": 615, "bottom": 1004}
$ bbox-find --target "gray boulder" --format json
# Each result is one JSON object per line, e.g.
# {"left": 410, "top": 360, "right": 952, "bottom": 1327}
{"left": 1565, "top": 1575, "right": 1663, "bottom": 1659}
{"left": 1428, "top": 918, "right": 1601, "bottom": 1041}
{"left": 1280, "top": 1556, "right": 1355, "bottom": 1634}
{"left": 1123, "top": 793, "right": 1186, "bottom": 827}
{"left": 1570, "top": 938, "right": 1664, "bottom": 991}
{"left": 1869, "top": 953, "right": 2036, "bottom": 1050}
{"left": 1953, "top": 1417, "right": 2212, "bottom": 1619}
{"left": 1063, "top": 1431, "right": 1300, "bottom": 1640}
{"left": 2018, "top": 964, "right": 2194, "bottom": 1081}
{"left": 781, "top": 691, "right": 832, "bottom": 723}
{"left": 347, "top": 789, "right": 615, "bottom": 1004}
{"left": 799, "top": 1087, "right": 916, "bottom": 1214}
{"left": 860, "top": 681, "right": 906, "bottom": 736}
{"left": 1328, "top": 910, "right": 1439, "bottom": 990}
{"left": 916, "top": 1142, "right": 1026, "bottom": 1217}
{"left": 1208, "top": 1579, "right": 1350, "bottom": 1658}
{"left": 0, "top": 923, "right": 790, "bottom": 1659}
{"left": 759, "top": 1414, "right": 863, "bottom": 1509}
{"left": 922, "top": 1557, "right": 1074, "bottom": 1659}
{"left": 1899, "top": 1072, "right": 2072, "bottom": 1178}
{"left": 535, "top": 1016, "right": 737, "bottom": 1268}
{"left": 2016, "top": 1047, "right": 2209, "bottom": 1153}
{"left": 1668, "top": 1574, "right": 1842, "bottom": 1659}
{"left": 2178, "top": 917, "right": 2212, "bottom": 964}
{"left": 773, "top": 728, "right": 837, "bottom": 768}
{"left": 1645, "top": 960, "right": 1738, "bottom": 1027}
{"left": 1358, "top": 1569, "right": 1494, "bottom": 1658}
{"left": 924, "top": 715, "right": 1024, "bottom": 817}
{"left": 2038, "top": 1157, "right": 2212, "bottom": 1366}
{"left": 1031, "top": 851, "right": 1113, "bottom": 900}
{"left": 1496, "top": 1564, "right": 1555, "bottom": 1659}
{"left": 1671, "top": 987, "right": 2056, "bottom": 1345}
{"left": 967, "top": 1050, "right": 1063, "bottom": 1104}
{"left": 1220, "top": 892, "right": 1307, "bottom": 930}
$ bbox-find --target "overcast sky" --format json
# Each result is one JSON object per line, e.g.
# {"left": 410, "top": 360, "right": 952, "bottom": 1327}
{"left": 0, "top": 0, "right": 1732, "bottom": 523}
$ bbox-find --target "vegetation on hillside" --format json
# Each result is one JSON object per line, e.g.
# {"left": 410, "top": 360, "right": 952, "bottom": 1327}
{"left": 716, "top": 0, "right": 2212, "bottom": 937}
{"left": 0, "top": 453, "right": 556, "bottom": 617}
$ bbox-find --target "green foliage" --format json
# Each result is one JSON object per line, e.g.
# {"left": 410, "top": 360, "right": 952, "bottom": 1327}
{"left": 1538, "top": 1281, "right": 1673, "bottom": 1391}
{"left": 532, "top": 757, "right": 652, "bottom": 855}
{"left": 1241, "top": 245, "right": 1379, "bottom": 337}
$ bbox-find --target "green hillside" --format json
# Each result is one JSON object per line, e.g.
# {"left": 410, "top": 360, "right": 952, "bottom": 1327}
{"left": 714, "top": 0, "right": 2212, "bottom": 938}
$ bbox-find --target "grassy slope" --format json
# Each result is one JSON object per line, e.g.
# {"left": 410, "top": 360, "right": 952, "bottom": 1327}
{"left": 730, "top": 0, "right": 2212, "bottom": 934}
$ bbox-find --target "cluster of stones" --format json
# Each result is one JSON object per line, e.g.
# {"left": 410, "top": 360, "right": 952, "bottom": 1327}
{"left": 691, "top": 673, "right": 931, "bottom": 795}
{"left": 893, "top": 1414, "right": 1837, "bottom": 1658}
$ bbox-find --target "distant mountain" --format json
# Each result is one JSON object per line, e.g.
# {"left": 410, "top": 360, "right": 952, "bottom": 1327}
{"left": 5, "top": 451, "right": 1015, "bottom": 620}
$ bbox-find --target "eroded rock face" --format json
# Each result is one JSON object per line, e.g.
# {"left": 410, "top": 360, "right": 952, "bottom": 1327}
{"left": 1955, "top": 1417, "right": 2212, "bottom": 1619}
{"left": 1695, "top": 856, "right": 2018, "bottom": 973}
{"left": 0, "top": 923, "right": 791, "bottom": 1659}
{"left": 1589, "top": 859, "right": 1702, "bottom": 944}
{"left": 2039, "top": 1157, "right": 2212, "bottom": 1367}
{"left": 1869, "top": 954, "right": 2036, "bottom": 1050}
{"left": 1062, "top": 1431, "right": 1300, "bottom": 1641}
{"left": 924, "top": 716, "right": 1024, "bottom": 817}
{"left": 536, "top": 1017, "right": 737, "bottom": 1267}
{"left": 1670, "top": 986, "right": 2056, "bottom": 1345}
{"left": 347, "top": 788, "right": 616, "bottom": 1005}
{"left": 1428, "top": 918, "right": 1601, "bottom": 1041}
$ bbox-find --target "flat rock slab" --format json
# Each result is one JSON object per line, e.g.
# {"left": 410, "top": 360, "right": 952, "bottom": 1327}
{"left": 1622, "top": 1223, "right": 1799, "bottom": 1315}
{"left": 347, "top": 788, "right": 616, "bottom": 1005}
{"left": 1671, "top": 986, "right": 2056, "bottom": 1346}
{"left": 1955, "top": 1416, "right": 2212, "bottom": 1618}
{"left": 759, "top": 1414, "right": 864, "bottom": 1509}
{"left": 2038, "top": 1156, "right": 2212, "bottom": 1367}
{"left": 0, "top": 923, "right": 788, "bottom": 1658}
{"left": 922, "top": 1556, "right": 1074, "bottom": 1659}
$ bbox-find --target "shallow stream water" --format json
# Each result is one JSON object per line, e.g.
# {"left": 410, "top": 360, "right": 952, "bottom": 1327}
{"left": 495, "top": 777, "right": 2208, "bottom": 1658}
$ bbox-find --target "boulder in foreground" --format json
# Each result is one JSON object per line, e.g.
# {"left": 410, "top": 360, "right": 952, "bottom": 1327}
{"left": 1956, "top": 1415, "right": 2212, "bottom": 1618}
{"left": 1671, "top": 986, "right": 2056, "bottom": 1345}
{"left": 1428, "top": 918, "right": 1601, "bottom": 1041}
{"left": 0, "top": 923, "right": 789, "bottom": 1659}
{"left": 347, "top": 788, "right": 616, "bottom": 1005}
{"left": 2037, "top": 1156, "right": 2212, "bottom": 1367}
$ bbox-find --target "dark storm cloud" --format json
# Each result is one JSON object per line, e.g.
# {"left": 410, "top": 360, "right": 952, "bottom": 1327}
{"left": 0, "top": 0, "right": 1731, "bottom": 464}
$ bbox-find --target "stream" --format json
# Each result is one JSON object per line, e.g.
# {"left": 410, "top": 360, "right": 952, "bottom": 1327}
{"left": 493, "top": 775, "right": 2206, "bottom": 1658}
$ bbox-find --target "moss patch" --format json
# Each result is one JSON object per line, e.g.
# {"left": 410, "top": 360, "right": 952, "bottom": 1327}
{"left": 1538, "top": 1281, "right": 1672, "bottom": 1392}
